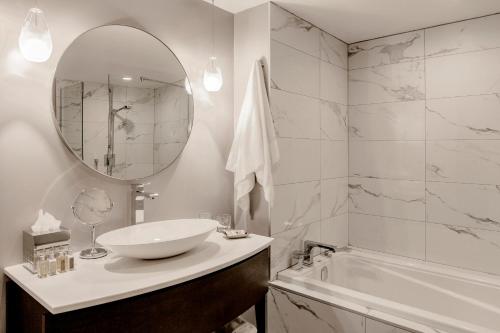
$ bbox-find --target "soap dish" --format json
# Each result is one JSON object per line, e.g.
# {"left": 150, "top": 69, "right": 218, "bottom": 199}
{"left": 223, "top": 230, "right": 249, "bottom": 239}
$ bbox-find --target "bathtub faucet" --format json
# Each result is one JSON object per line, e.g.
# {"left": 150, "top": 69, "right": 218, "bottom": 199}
{"left": 302, "top": 240, "right": 336, "bottom": 266}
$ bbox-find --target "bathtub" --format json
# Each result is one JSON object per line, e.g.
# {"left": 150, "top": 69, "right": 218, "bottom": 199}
{"left": 271, "top": 248, "right": 500, "bottom": 333}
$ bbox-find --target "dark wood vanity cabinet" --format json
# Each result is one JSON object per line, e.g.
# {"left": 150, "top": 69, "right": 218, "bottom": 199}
{"left": 6, "top": 248, "right": 270, "bottom": 333}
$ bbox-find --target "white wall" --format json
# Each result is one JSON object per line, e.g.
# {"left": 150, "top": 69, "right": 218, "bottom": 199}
{"left": 233, "top": 3, "right": 271, "bottom": 236}
{"left": 0, "top": 0, "right": 234, "bottom": 330}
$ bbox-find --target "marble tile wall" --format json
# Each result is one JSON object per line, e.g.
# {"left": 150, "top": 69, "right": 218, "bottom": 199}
{"left": 56, "top": 80, "right": 156, "bottom": 179}
{"left": 269, "top": 3, "right": 348, "bottom": 278}
{"left": 153, "top": 84, "right": 190, "bottom": 173}
{"left": 57, "top": 80, "right": 191, "bottom": 179}
{"left": 348, "top": 14, "right": 500, "bottom": 275}
{"left": 268, "top": 287, "right": 413, "bottom": 333}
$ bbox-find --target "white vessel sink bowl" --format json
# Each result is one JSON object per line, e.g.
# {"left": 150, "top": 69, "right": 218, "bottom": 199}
{"left": 96, "top": 219, "right": 218, "bottom": 259}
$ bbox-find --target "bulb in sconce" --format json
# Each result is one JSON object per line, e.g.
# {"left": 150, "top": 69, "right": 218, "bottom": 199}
{"left": 184, "top": 77, "right": 192, "bottom": 95}
{"left": 203, "top": 56, "right": 223, "bottom": 92}
{"left": 19, "top": 7, "right": 53, "bottom": 63}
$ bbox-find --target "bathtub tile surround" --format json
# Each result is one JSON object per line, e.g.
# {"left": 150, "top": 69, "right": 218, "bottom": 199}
{"left": 269, "top": 3, "right": 348, "bottom": 277}
{"left": 348, "top": 13, "right": 500, "bottom": 275}
{"left": 268, "top": 287, "right": 413, "bottom": 333}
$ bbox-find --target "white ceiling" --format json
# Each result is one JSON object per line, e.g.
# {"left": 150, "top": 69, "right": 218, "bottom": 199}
{"left": 209, "top": 0, "right": 500, "bottom": 43}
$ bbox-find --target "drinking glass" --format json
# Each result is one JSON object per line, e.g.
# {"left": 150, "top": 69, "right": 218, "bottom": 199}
{"left": 216, "top": 213, "right": 232, "bottom": 232}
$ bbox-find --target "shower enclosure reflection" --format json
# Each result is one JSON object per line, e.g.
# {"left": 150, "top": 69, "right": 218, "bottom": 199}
{"left": 53, "top": 25, "right": 193, "bottom": 180}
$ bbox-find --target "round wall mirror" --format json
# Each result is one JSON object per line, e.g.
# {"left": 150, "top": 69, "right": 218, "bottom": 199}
{"left": 53, "top": 25, "right": 193, "bottom": 180}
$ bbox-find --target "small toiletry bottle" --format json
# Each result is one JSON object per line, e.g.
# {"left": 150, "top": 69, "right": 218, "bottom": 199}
{"left": 64, "top": 249, "right": 70, "bottom": 272}
{"left": 38, "top": 253, "right": 49, "bottom": 278}
{"left": 66, "top": 249, "right": 75, "bottom": 271}
{"left": 33, "top": 249, "right": 42, "bottom": 274}
{"left": 57, "top": 249, "right": 66, "bottom": 273}
{"left": 48, "top": 253, "right": 57, "bottom": 276}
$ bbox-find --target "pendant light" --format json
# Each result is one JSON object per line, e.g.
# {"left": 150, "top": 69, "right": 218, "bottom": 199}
{"left": 203, "top": 0, "right": 223, "bottom": 92}
{"left": 19, "top": 6, "right": 53, "bottom": 63}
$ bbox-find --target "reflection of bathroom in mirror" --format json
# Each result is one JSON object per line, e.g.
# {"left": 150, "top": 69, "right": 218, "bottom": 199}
{"left": 53, "top": 25, "right": 194, "bottom": 180}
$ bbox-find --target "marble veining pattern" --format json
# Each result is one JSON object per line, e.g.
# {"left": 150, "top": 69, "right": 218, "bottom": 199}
{"left": 427, "top": 223, "right": 500, "bottom": 275}
{"left": 56, "top": 79, "right": 190, "bottom": 179}
{"left": 320, "top": 31, "right": 348, "bottom": 69}
{"left": 320, "top": 100, "right": 347, "bottom": 140}
{"left": 321, "top": 215, "right": 348, "bottom": 247}
{"left": 348, "top": 14, "right": 500, "bottom": 275}
{"left": 426, "top": 94, "right": 500, "bottom": 140}
{"left": 270, "top": 222, "right": 320, "bottom": 277}
{"left": 425, "top": 14, "right": 500, "bottom": 57}
{"left": 426, "top": 140, "right": 500, "bottom": 184}
{"left": 348, "top": 31, "right": 424, "bottom": 69}
{"left": 349, "top": 213, "right": 425, "bottom": 259}
{"left": 271, "top": 3, "right": 320, "bottom": 58}
{"left": 271, "top": 40, "right": 320, "bottom": 98}
{"left": 426, "top": 48, "right": 500, "bottom": 99}
{"left": 426, "top": 182, "right": 500, "bottom": 232}
{"left": 268, "top": 287, "right": 365, "bottom": 333}
{"left": 320, "top": 60, "right": 348, "bottom": 105}
{"left": 271, "top": 88, "right": 321, "bottom": 139}
{"left": 269, "top": 2, "right": 349, "bottom": 282}
{"left": 321, "top": 178, "right": 348, "bottom": 219}
{"left": 349, "top": 101, "right": 425, "bottom": 140}
{"left": 349, "top": 178, "right": 425, "bottom": 222}
{"left": 271, "top": 181, "right": 321, "bottom": 235}
{"left": 349, "top": 61, "right": 425, "bottom": 105}
{"left": 349, "top": 141, "right": 425, "bottom": 181}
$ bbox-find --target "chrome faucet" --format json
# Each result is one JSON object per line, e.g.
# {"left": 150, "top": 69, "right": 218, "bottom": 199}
{"left": 292, "top": 241, "right": 336, "bottom": 269}
{"left": 131, "top": 183, "right": 159, "bottom": 224}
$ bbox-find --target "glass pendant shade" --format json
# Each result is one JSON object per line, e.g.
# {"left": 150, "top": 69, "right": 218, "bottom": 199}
{"left": 19, "top": 8, "right": 53, "bottom": 63}
{"left": 203, "top": 56, "right": 223, "bottom": 92}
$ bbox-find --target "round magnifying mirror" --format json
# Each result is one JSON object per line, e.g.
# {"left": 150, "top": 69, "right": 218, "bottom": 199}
{"left": 53, "top": 25, "right": 193, "bottom": 180}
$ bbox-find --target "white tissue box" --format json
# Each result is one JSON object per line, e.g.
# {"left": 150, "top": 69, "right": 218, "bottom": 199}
{"left": 23, "top": 227, "right": 71, "bottom": 273}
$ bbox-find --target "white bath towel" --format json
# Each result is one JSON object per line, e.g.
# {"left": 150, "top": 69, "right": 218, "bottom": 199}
{"left": 226, "top": 61, "right": 280, "bottom": 225}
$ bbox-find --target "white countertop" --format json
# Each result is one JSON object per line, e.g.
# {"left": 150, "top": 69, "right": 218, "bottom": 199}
{"left": 4, "top": 232, "right": 273, "bottom": 314}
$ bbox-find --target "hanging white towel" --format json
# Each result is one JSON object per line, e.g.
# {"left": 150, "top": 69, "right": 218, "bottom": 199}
{"left": 226, "top": 61, "right": 280, "bottom": 225}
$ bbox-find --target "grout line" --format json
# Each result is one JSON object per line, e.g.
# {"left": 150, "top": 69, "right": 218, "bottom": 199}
{"left": 350, "top": 175, "right": 500, "bottom": 187}
{"left": 271, "top": 87, "right": 348, "bottom": 106}
{"left": 349, "top": 139, "right": 425, "bottom": 142}
{"left": 349, "top": 92, "right": 500, "bottom": 107}
{"left": 348, "top": 45, "right": 500, "bottom": 72}
{"left": 349, "top": 56, "right": 425, "bottom": 71}
{"left": 271, "top": 38, "right": 348, "bottom": 71}
{"left": 349, "top": 99, "right": 426, "bottom": 107}
{"left": 349, "top": 212, "right": 425, "bottom": 224}
{"left": 349, "top": 176, "right": 424, "bottom": 183}
{"left": 426, "top": 220, "right": 500, "bottom": 234}
{"left": 425, "top": 44, "right": 500, "bottom": 60}
{"left": 277, "top": 136, "right": 347, "bottom": 142}
{"left": 423, "top": 28, "right": 428, "bottom": 262}
{"left": 275, "top": 176, "right": 348, "bottom": 187}
{"left": 348, "top": 12, "right": 500, "bottom": 45}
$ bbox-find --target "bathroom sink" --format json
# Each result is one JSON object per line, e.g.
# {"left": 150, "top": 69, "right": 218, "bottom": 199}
{"left": 96, "top": 219, "right": 218, "bottom": 259}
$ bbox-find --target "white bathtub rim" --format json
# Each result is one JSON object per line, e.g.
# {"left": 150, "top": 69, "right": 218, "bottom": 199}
{"left": 270, "top": 281, "right": 448, "bottom": 333}
{"left": 275, "top": 248, "right": 500, "bottom": 333}
{"left": 299, "top": 247, "right": 500, "bottom": 288}
{"left": 272, "top": 277, "right": 493, "bottom": 333}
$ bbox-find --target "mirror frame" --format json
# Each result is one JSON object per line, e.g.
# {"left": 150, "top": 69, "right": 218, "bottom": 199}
{"left": 51, "top": 24, "right": 194, "bottom": 181}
